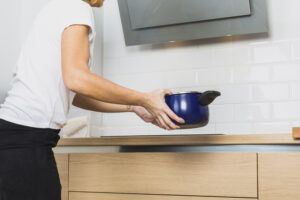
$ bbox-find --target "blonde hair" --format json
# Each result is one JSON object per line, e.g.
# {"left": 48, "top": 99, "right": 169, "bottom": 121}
{"left": 84, "top": 0, "right": 101, "bottom": 7}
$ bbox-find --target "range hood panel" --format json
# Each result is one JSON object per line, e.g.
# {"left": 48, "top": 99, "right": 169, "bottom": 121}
{"left": 118, "top": 0, "right": 268, "bottom": 46}
{"left": 127, "top": 0, "right": 251, "bottom": 29}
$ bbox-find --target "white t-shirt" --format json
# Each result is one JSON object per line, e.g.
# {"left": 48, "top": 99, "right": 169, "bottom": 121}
{"left": 0, "top": 0, "right": 96, "bottom": 129}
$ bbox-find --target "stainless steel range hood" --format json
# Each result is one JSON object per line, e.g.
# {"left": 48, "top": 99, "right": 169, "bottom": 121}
{"left": 117, "top": 0, "right": 268, "bottom": 46}
{"left": 127, "top": 0, "right": 251, "bottom": 29}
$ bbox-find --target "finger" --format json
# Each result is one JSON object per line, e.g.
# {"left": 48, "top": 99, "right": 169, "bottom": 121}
{"left": 163, "top": 89, "right": 173, "bottom": 96}
{"left": 152, "top": 120, "right": 160, "bottom": 128}
{"left": 164, "top": 105, "right": 185, "bottom": 124}
{"left": 143, "top": 115, "right": 154, "bottom": 123}
{"left": 157, "top": 116, "right": 170, "bottom": 130}
{"left": 154, "top": 118, "right": 164, "bottom": 129}
{"left": 161, "top": 113, "right": 180, "bottom": 130}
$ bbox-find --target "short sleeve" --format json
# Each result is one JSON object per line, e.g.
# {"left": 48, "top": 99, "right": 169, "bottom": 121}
{"left": 61, "top": 1, "right": 95, "bottom": 40}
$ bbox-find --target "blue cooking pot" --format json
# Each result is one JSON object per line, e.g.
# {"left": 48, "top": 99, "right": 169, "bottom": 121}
{"left": 165, "top": 91, "right": 221, "bottom": 128}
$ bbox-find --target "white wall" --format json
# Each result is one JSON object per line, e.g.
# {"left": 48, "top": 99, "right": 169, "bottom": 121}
{"left": 0, "top": 1, "right": 21, "bottom": 103}
{"left": 91, "top": 0, "right": 300, "bottom": 136}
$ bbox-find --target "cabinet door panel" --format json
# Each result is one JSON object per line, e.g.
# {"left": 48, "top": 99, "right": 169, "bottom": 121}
{"left": 55, "top": 154, "right": 69, "bottom": 200}
{"left": 69, "top": 152, "right": 257, "bottom": 197}
{"left": 70, "top": 192, "right": 256, "bottom": 200}
{"left": 258, "top": 153, "right": 300, "bottom": 200}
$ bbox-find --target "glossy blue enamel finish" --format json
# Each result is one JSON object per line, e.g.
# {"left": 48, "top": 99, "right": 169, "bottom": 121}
{"left": 165, "top": 93, "right": 209, "bottom": 126}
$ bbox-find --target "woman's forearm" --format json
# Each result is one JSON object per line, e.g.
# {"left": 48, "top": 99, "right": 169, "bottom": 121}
{"left": 64, "top": 67, "right": 147, "bottom": 107}
{"left": 72, "top": 93, "right": 133, "bottom": 113}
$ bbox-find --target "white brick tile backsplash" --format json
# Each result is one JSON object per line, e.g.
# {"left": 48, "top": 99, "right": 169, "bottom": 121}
{"left": 215, "top": 123, "right": 253, "bottom": 134}
{"left": 269, "top": 21, "right": 300, "bottom": 41}
{"left": 291, "top": 82, "right": 300, "bottom": 99}
{"left": 213, "top": 46, "right": 250, "bottom": 66}
{"left": 106, "top": 73, "right": 164, "bottom": 92}
{"left": 148, "top": 125, "right": 184, "bottom": 136}
{"left": 98, "top": 0, "right": 300, "bottom": 136}
{"left": 145, "top": 123, "right": 216, "bottom": 135}
{"left": 233, "top": 64, "right": 271, "bottom": 83}
{"left": 104, "top": 42, "right": 124, "bottom": 58}
{"left": 213, "top": 85, "right": 252, "bottom": 104}
{"left": 267, "top": 0, "right": 300, "bottom": 41}
{"left": 177, "top": 49, "right": 213, "bottom": 68}
{"left": 272, "top": 62, "right": 300, "bottom": 81}
{"left": 252, "top": 41, "right": 291, "bottom": 63}
{"left": 252, "top": 122, "right": 292, "bottom": 134}
{"left": 234, "top": 103, "right": 271, "bottom": 122}
{"left": 68, "top": 106, "right": 90, "bottom": 118}
{"left": 292, "top": 40, "right": 300, "bottom": 59}
{"left": 210, "top": 105, "right": 234, "bottom": 123}
{"left": 273, "top": 101, "right": 300, "bottom": 120}
{"left": 103, "top": 15, "right": 124, "bottom": 43}
{"left": 90, "top": 112, "right": 103, "bottom": 126}
{"left": 90, "top": 126, "right": 103, "bottom": 137}
{"left": 252, "top": 83, "right": 290, "bottom": 102}
{"left": 101, "top": 126, "right": 151, "bottom": 136}
{"left": 144, "top": 125, "right": 169, "bottom": 136}
{"left": 104, "top": 0, "right": 124, "bottom": 43}
{"left": 197, "top": 68, "right": 232, "bottom": 86}
{"left": 118, "top": 54, "right": 180, "bottom": 74}
{"left": 180, "top": 123, "right": 216, "bottom": 135}
{"left": 102, "top": 113, "right": 145, "bottom": 127}
{"left": 232, "top": 33, "right": 269, "bottom": 46}
{"left": 163, "top": 70, "right": 198, "bottom": 88}
{"left": 103, "top": 58, "right": 120, "bottom": 75}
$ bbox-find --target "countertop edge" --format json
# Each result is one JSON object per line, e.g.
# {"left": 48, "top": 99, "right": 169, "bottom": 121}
{"left": 57, "top": 134, "right": 300, "bottom": 146}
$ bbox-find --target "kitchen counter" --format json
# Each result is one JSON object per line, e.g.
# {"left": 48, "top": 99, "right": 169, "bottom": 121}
{"left": 57, "top": 134, "right": 300, "bottom": 146}
{"left": 55, "top": 134, "right": 300, "bottom": 200}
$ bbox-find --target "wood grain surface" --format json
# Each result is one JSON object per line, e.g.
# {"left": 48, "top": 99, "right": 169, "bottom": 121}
{"left": 58, "top": 134, "right": 298, "bottom": 146}
{"left": 55, "top": 154, "right": 69, "bottom": 200}
{"left": 69, "top": 192, "right": 257, "bottom": 200}
{"left": 258, "top": 153, "right": 300, "bottom": 200}
{"left": 292, "top": 127, "right": 300, "bottom": 139}
{"left": 69, "top": 152, "right": 257, "bottom": 198}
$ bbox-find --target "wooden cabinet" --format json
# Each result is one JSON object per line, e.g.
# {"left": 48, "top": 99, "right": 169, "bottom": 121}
{"left": 258, "top": 153, "right": 300, "bottom": 200}
{"left": 69, "top": 192, "right": 256, "bottom": 200}
{"left": 55, "top": 154, "right": 69, "bottom": 200}
{"left": 54, "top": 152, "right": 300, "bottom": 200}
{"left": 69, "top": 153, "right": 257, "bottom": 198}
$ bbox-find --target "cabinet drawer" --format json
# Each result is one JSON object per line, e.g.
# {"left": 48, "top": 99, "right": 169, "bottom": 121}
{"left": 69, "top": 153, "right": 257, "bottom": 197}
{"left": 70, "top": 192, "right": 257, "bottom": 200}
{"left": 258, "top": 153, "right": 300, "bottom": 200}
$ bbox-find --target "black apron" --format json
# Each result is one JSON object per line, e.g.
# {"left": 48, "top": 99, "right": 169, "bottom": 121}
{"left": 0, "top": 119, "right": 61, "bottom": 200}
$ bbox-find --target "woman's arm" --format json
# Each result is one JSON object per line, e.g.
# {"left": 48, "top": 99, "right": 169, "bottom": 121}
{"left": 73, "top": 93, "right": 133, "bottom": 113}
{"left": 73, "top": 94, "right": 161, "bottom": 127}
{"left": 62, "top": 25, "right": 184, "bottom": 130}
{"left": 62, "top": 25, "right": 145, "bottom": 106}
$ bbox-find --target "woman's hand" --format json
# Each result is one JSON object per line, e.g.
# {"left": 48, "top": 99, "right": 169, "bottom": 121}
{"left": 141, "top": 89, "right": 185, "bottom": 130}
{"left": 132, "top": 106, "right": 160, "bottom": 127}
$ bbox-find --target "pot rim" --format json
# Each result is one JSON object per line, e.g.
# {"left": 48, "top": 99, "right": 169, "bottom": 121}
{"left": 167, "top": 91, "right": 202, "bottom": 96}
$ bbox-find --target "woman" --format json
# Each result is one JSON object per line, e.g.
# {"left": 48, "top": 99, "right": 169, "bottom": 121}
{"left": 0, "top": 0, "right": 184, "bottom": 199}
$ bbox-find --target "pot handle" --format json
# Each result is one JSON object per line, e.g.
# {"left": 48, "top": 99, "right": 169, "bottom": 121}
{"left": 198, "top": 91, "right": 221, "bottom": 106}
